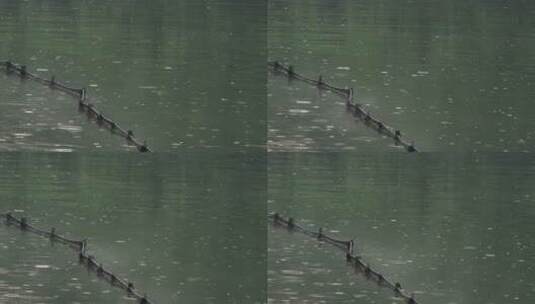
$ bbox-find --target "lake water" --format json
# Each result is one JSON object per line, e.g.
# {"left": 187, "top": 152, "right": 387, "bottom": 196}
{"left": 4, "top": 1, "right": 535, "bottom": 304}
{"left": 268, "top": 0, "right": 535, "bottom": 152}
{"left": 0, "top": 152, "right": 266, "bottom": 304}
{"left": 268, "top": 153, "right": 535, "bottom": 303}
{"left": 0, "top": 0, "right": 266, "bottom": 152}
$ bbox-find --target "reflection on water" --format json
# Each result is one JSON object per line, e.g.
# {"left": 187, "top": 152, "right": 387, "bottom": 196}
{"left": 268, "top": 153, "right": 535, "bottom": 303}
{"left": 0, "top": 0, "right": 266, "bottom": 151}
{"left": 0, "top": 152, "right": 266, "bottom": 303}
{"left": 269, "top": 0, "right": 535, "bottom": 152}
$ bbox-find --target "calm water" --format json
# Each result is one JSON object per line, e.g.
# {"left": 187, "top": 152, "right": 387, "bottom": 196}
{"left": 0, "top": 0, "right": 266, "bottom": 152}
{"left": 0, "top": 225, "right": 126, "bottom": 303}
{"left": 0, "top": 152, "right": 266, "bottom": 303}
{"left": 268, "top": 153, "right": 535, "bottom": 303}
{"left": 268, "top": 0, "right": 535, "bottom": 152}
{"left": 268, "top": 77, "right": 401, "bottom": 152}
{"left": 268, "top": 225, "right": 395, "bottom": 304}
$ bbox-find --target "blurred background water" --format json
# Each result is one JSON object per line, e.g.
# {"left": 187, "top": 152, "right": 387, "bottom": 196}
{"left": 0, "top": 152, "right": 266, "bottom": 303}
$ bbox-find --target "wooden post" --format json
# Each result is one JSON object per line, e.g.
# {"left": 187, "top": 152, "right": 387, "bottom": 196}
{"left": 20, "top": 217, "right": 28, "bottom": 230}
{"left": 139, "top": 141, "right": 149, "bottom": 153}
{"left": 364, "top": 264, "right": 371, "bottom": 276}
{"left": 79, "top": 252, "right": 86, "bottom": 263}
{"left": 20, "top": 65, "right": 27, "bottom": 78}
{"left": 377, "top": 274, "right": 384, "bottom": 284}
{"left": 80, "top": 239, "right": 87, "bottom": 253}
{"left": 317, "top": 75, "right": 323, "bottom": 87}
{"left": 127, "top": 282, "right": 135, "bottom": 293}
{"left": 97, "top": 264, "right": 104, "bottom": 276}
{"left": 127, "top": 130, "right": 134, "bottom": 140}
{"left": 394, "top": 282, "right": 402, "bottom": 296}
{"left": 377, "top": 121, "right": 384, "bottom": 131}
{"left": 81, "top": 88, "right": 87, "bottom": 101}
{"left": 140, "top": 295, "right": 149, "bottom": 304}
{"left": 288, "top": 217, "right": 295, "bottom": 229}
{"left": 288, "top": 65, "right": 295, "bottom": 78}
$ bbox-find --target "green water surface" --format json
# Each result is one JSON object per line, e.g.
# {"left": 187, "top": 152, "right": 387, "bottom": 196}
{"left": 0, "top": 152, "right": 266, "bottom": 304}
{"left": 269, "top": 153, "right": 535, "bottom": 303}
{"left": 0, "top": 0, "right": 266, "bottom": 152}
{"left": 268, "top": 0, "right": 535, "bottom": 152}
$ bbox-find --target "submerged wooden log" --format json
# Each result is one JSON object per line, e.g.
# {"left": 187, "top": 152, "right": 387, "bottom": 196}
{"left": 269, "top": 213, "right": 420, "bottom": 304}
{"left": 268, "top": 61, "right": 418, "bottom": 152}
{"left": 0, "top": 213, "right": 156, "bottom": 304}
{"left": 0, "top": 60, "right": 151, "bottom": 152}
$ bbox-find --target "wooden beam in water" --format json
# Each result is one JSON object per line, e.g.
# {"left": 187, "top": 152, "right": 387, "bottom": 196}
{"left": 0, "top": 60, "right": 151, "bottom": 153}
{"left": 269, "top": 213, "right": 420, "bottom": 304}
{"left": 268, "top": 61, "right": 418, "bottom": 152}
{"left": 0, "top": 212, "right": 155, "bottom": 304}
